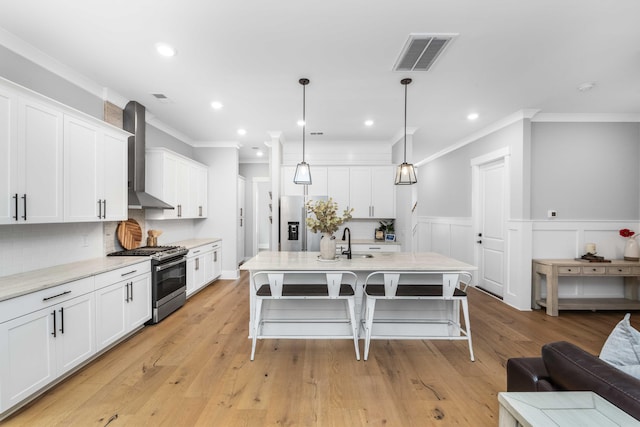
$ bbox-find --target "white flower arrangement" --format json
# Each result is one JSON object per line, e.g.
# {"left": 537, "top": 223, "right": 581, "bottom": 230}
{"left": 305, "top": 198, "right": 353, "bottom": 234}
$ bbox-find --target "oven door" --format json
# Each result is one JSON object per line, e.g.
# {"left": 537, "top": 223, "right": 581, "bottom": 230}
{"left": 153, "top": 256, "right": 187, "bottom": 306}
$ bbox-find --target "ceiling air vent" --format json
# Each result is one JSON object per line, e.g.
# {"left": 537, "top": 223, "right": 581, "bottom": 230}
{"left": 151, "top": 93, "right": 172, "bottom": 104}
{"left": 393, "top": 33, "right": 457, "bottom": 72}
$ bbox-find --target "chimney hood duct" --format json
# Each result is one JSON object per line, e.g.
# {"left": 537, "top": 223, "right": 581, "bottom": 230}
{"left": 123, "top": 101, "right": 174, "bottom": 210}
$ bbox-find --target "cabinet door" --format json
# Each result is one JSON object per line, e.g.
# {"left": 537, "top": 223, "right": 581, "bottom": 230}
{"left": 0, "top": 88, "right": 17, "bottom": 225}
{"left": 175, "top": 158, "right": 190, "bottom": 218}
{"left": 190, "top": 164, "right": 207, "bottom": 218}
{"left": 0, "top": 307, "right": 56, "bottom": 410}
{"left": 127, "top": 273, "right": 151, "bottom": 329}
{"left": 238, "top": 177, "right": 245, "bottom": 263}
{"left": 327, "top": 167, "right": 350, "bottom": 213}
{"left": 95, "top": 281, "right": 127, "bottom": 351}
{"left": 370, "top": 166, "right": 395, "bottom": 218}
{"left": 213, "top": 246, "right": 222, "bottom": 280}
{"left": 63, "top": 116, "right": 100, "bottom": 222}
{"left": 307, "top": 166, "right": 328, "bottom": 196}
{"left": 349, "top": 167, "right": 372, "bottom": 218}
{"left": 56, "top": 293, "right": 95, "bottom": 375}
{"left": 17, "top": 97, "right": 64, "bottom": 223}
{"left": 101, "top": 130, "right": 128, "bottom": 221}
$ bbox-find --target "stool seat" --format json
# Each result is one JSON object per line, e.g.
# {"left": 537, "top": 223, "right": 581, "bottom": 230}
{"left": 257, "top": 283, "right": 355, "bottom": 297}
{"left": 365, "top": 284, "right": 467, "bottom": 298}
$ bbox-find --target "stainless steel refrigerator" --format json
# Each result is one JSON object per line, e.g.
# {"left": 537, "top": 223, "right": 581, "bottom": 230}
{"left": 280, "top": 195, "right": 327, "bottom": 251}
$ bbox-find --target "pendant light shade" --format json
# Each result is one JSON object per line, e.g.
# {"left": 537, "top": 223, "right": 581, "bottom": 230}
{"left": 294, "top": 78, "right": 312, "bottom": 185}
{"left": 395, "top": 78, "right": 417, "bottom": 185}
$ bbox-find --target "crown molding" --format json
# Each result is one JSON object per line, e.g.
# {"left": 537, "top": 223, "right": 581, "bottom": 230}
{"left": 191, "top": 141, "right": 241, "bottom": 149}
{"left": 531, "top": 112, "right": 640, "bottom": 122}
{"left": 416, "top": 109, "right": 539, "bottom": 167}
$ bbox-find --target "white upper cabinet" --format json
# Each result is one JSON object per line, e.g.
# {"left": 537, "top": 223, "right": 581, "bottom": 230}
{"left": 145, "top": 148, "right": 208, "bottom": 220}
{"left": 16, "top": 96, "right": 64, "bottom": 223}
{"left": 64, "top": 118, "right": 127, "bottom": 222}
{"left": 0, "top": 79, "right": 128, "bottom": 225}
{"left": 0, "top": 86, "right": 17, "bottom": 224}
{"left": 348, "top": 166, "right": 395, "bottom": 219}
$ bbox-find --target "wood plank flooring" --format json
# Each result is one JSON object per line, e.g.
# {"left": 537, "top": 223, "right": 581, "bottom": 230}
{"left": 3, "top": 271, "right": 639, "bottom": 426}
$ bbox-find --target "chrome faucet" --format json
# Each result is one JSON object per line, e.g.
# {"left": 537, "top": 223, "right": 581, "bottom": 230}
{"left": 341, "top": 227, "right": 352, "bottom": 259}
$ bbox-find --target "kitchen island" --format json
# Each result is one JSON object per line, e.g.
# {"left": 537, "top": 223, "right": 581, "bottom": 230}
{"left": 240, "top": 251, "right": 476, "bottom": 340}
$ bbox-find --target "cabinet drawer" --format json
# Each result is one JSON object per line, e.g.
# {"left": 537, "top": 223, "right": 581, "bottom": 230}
{"left": 0, "top": 276, "right": 94, "bottom": 323}
{"left": 557, "top": 266, "right": 581, "bottom": 275}
{"left": 582, "top": 266, "right": 606, "bottom": 275}
{"left": 94, "top": 261, "right": 150, "bottom": 289}
{"left": 607, "top": 266, "right": 632, "bottom": 275}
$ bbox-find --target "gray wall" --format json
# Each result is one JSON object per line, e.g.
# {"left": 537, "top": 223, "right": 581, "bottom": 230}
{"left": 146, "top": 124, "right": 194, "bottom": 159}
{"left": 418, "top": 121, "right": 522, "bottom": 217}
{"left": 531, "top": 122, "right": 640, "bottom": 220}
{"left": 0, "top": 45, "right": 103, "bottom": 118}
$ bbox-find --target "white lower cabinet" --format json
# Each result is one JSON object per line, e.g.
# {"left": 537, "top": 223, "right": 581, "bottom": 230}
{"left": 0, "top": 277, "right": 95, "bottom": 412}
{"left": 0, "top": 260, "right": 150, "bottom": 416}
{"left": 187, "top": 241, "right": 222, "bottom": 297}
{"left": 95, "top": 264, "right": 151, "bottom": 351}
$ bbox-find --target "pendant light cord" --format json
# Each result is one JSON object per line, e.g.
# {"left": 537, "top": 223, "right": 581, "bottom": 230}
{"left": 404, "top": 81, "right": 407, "bottom": 163}
{"left": 302, "top": 82, "right": 306, "bottom": 162}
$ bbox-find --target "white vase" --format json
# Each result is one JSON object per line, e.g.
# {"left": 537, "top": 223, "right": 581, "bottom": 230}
{"left": 320, "top": 232, "right": 336, "bottom": 260}
{"left": 624, "top": 238, "right": 640, "bottom": 261}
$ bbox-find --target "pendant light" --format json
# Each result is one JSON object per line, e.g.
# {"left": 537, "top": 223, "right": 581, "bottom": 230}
{"left": 294, "top": 78, "right": 312, "bottom": 185}
{"left": 395, "top": 78, "right": 417, "bottom": 185}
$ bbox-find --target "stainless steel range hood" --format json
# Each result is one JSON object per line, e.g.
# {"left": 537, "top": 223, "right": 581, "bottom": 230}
{"left": 123, "top": 101, "right": 174, "bottom": 210}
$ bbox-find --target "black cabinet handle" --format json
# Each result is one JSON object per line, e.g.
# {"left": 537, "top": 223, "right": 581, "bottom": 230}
{"left": 13, "top": 193, "right": 18, "bottom": 221}
{"left": 121, "top": 270, "right": 137, "bottom": 277}
{"left": 125, "top": 282, "right": 130, "bottom": 302}
{"left": 43, "top": 290, "right": 71, "bottom": 301}
{"left": 59, "top": 307, "right": 64, "bottom": 334}
{"left": 97, "top": 199, "right": 102, "bottom": 218}
{"left": 51, "top": 310, "right": 57, "bottom": 337}
{"left": 21, "top": 194, "right": 27, "bottom": 220}
{"left": 103, "top": 200, "right": 107, "bottom": 219}
{"left": 130, "top": 282, "right": 133, "bottom": 302}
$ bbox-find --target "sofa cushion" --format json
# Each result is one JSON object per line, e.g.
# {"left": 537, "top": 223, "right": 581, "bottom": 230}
{"left": 599, "top": 313, "right": 640, "bottom": 379}
{"left": 542, "top": 341, "right": 640, "bottom": 420}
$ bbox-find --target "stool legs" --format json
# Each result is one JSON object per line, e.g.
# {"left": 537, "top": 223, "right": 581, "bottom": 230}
{"left": 251, "top": 298, "right": 263, "bottom": 361}
{"left": 346, "top": 298, "right": 360, "bottom": 360}
{"left": 461, "top": 297, "right": 474, "bottom": 361}
{"left": 362, "top": 297, "right": 376, "bottom": 361}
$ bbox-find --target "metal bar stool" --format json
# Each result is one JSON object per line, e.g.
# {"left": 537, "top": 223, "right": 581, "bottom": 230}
{"left": 360, "top": 270, "right": 474, "bottom": 361}
{"left": 250, "top": 270, "right": 360, "bottom": 361}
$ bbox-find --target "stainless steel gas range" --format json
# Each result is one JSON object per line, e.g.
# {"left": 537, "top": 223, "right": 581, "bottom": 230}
{"left": 108, "top": 245, "right": 188, "bottom": 324}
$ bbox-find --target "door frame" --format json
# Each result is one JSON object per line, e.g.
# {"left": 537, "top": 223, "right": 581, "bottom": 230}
{"left": 252, "top": 177, "right": 271, "bottom": 256}
{"left": 471, "top": 147, "right": 510, "bottom": 296}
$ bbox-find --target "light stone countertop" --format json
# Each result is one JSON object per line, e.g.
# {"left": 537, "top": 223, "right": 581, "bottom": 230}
{"left": 0, "top": 237, "right": 222, "bottom": 303}
{"left": 170, "top": 238, "right": 222, "bottom": 250}
{"left": 0, "top": 257, "right": 150, "bottom": 302}
{"left": 240, "top": 251, "right": 476, "bottom": 272}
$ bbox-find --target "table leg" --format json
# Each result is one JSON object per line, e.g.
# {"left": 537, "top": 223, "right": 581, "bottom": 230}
{"left": 498, "top": 404, "right": 518, "bottom": 427}
{"left": 532, "top": 269, "right": 542, "bottom": 309}
{"left": 546, "top": 270, "right": 558, "bottom": 316}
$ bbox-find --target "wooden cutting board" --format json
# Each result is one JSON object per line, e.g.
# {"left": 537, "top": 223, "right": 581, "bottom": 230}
{"left": 117, "top": 218, "right": 143, "bottom": 250}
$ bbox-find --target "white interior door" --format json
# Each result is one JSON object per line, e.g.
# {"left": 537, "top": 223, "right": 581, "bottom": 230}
{"left": 477, "top": 158, "right": 506, "bottom": 297}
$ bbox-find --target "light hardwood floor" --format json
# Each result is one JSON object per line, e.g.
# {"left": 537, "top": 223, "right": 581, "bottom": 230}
{"left": 3, "top": 271, "right": 639, "bottom": 426}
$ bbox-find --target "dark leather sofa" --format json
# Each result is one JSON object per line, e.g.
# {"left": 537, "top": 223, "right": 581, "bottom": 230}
{"left": 506, "top": 341, "right": 640, "bottom": 420}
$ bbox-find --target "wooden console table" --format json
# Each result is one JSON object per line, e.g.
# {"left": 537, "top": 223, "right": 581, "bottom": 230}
{"left": 532, "top": 259, "right": 640, "bottom": 316}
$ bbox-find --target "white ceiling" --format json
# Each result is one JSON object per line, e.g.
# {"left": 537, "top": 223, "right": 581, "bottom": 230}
{"left": 1, "top": 1, "right": 639, "bottom": 163}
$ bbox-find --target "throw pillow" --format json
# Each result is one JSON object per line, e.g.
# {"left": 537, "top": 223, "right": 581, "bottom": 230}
{"left": 599, "top": 313, "right": 640, "bottom": 379}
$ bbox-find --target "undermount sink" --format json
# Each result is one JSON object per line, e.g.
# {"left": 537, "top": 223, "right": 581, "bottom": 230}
{"left": 338, "top": 253, "right": 374, "bottom": 259}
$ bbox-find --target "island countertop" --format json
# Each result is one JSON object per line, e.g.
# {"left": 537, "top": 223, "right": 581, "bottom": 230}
{"left": 240, "top": 251, "right": 477, "bottom": 272}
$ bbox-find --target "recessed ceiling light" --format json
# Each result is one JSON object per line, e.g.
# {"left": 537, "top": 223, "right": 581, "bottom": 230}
{"left": 365, "top": 120, "right": 374, "bottom": 127}
{"left": 211, "top": 101, "right": 223, "bottom": 110}
{"left": 577, "top": 82, "right": 596, "bottom": 92}
{"left": 155, "top": 43, "right": 177, "bottom": 57}
{"left": 467, "top": 113, "right": 479, "bottom": 121}
{"left": 297, "top": 120, "right": 305, "bottom": 127}
{"left": 237, "top": 129, "right": 247, "bottom": 136}
{"left": 256, "top": 151, "right": 264, "bottom": 157}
